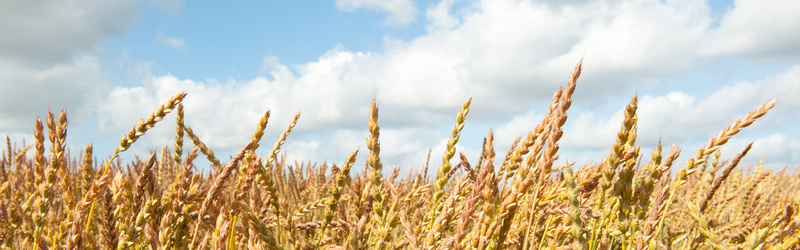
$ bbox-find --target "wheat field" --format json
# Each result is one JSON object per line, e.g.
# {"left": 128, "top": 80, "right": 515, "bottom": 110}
{"left": 0, "top": 60, "right": 797, "bottom": 249}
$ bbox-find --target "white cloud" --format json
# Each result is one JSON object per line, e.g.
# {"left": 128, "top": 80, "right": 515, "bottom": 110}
{"left": 95, "top": 52, "right": 373, "bottom": 156}
{"left": 165, "top": 37, "right": 187, "bottom": 49}
{"left": 366, "top": 0, "right": 713, "bottom": 113}
{"left": 157, "top": 32, "right": 189, "bottom": 50}
{"left": 335, "top": 0, "right": 419, "bottom": 25}
{"left": 0, "top": 55, "right": 108, "bottom": 131}
{"left": 493, "top": 111, "right": 545, "bottom": 149}
{"left": 720, "top": 134, "right": 800, "bottom": 170}
{"left": 425, "top": 0, "right": 461, "bottom": 32}
{"left": 551, "top": 65, "right": 800, "bottom": 168}
{"left": 748, "top": 134, "right": 800, "bottom": 168}
{"left": 259, "top": 55, "right": 282, "bottom": 73}
{"left": 0, "top": 0, "right": 141, "bottom": 64}
{"left": 562, "top": 110, "right": 622, "bottom": 150}
{"left": 637, "top": 65, "right": 800, "bottom": 146}
{"left": 702, "top": 0, "right": 800, "bottom": 60}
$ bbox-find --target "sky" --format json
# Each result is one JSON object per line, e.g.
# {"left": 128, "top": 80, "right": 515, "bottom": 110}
{"left": 1, "top": 0, "right": 799, "bottom": 175}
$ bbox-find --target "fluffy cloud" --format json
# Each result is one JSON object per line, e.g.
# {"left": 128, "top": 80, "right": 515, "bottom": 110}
{"left": 718, "top": 134, "right": 800, "bottom": 170}
{"left": 369, "top": 0, "right": 713, "bottom": 113}
{"left": 0, "top": 0, "right": 184, "bottom": 154}
{"left": 159, "top": 35, "right": 188, "bottom": 50}
{"left": 0, "top": 0, "right": 141, "bottom": 64}
{"left": 94, "top": 50, "right": 375, "bottom": 158}
{"left": 493, "top": 111, "right": 545, "bottom": 149}
{"left": 335, "top": 0, "right": 419, "bottom": 25}
{"left": 702, "top": 0, "right": 800, "bottom": 60}
{"left": 0, "top": 56, "right": 107, "bottom": 132}
{"left": 553, "top": 65, "right": 800, "bottom": 167}
{"left": 637, "top": 65, "right": 800, "bottom": 145}
{"left": 424, "top": 0, "right": 463, "bottom": 32}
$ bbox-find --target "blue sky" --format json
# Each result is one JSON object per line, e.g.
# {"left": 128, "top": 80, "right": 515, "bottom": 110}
{"left": 104, "top": 1, "right": 427, "bottom": 82}
{"left": 1, "top": 0, "right": 799, "bottom": 173}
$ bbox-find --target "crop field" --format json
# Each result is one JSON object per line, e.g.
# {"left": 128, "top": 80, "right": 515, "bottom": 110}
{"left": 0, "top": 61, "right": 797, "bottom": 249}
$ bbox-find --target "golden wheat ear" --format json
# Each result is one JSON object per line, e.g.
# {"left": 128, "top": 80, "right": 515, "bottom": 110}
{"left": 67, "top": 92, "right": 186, "bottom": 250}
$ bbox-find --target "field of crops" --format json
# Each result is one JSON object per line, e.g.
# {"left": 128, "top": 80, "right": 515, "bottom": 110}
{"left": 1, "top": 61, "right": 797, "bottom": 249}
